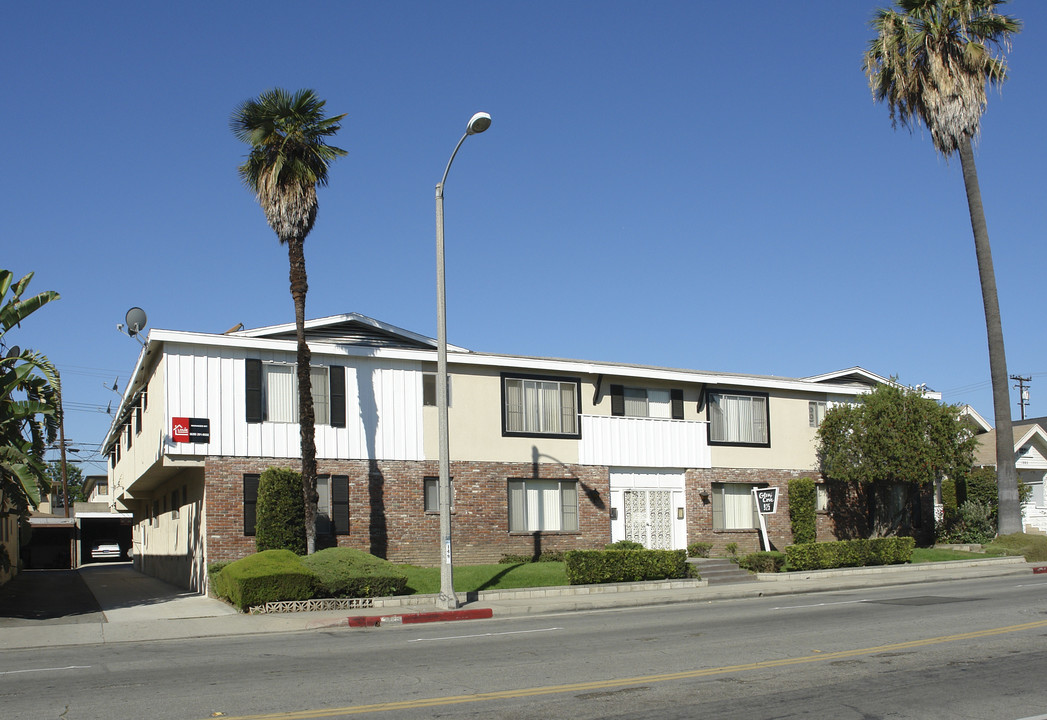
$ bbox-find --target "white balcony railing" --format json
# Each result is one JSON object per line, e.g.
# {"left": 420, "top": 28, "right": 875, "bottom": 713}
{"left": 578, "top": 415, "right": 710, "bottom": 469}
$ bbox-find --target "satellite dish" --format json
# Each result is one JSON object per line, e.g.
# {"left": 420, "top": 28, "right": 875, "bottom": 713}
{"left": 125, "top": 307, "right": 148, "bottom": 337}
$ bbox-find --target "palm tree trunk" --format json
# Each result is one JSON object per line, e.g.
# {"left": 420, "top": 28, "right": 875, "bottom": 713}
{"left": 958, "top": 138, "right": 1022, "bottom": 535}
{"left": 288, "top": 235, "right": 319, "bottom": 554}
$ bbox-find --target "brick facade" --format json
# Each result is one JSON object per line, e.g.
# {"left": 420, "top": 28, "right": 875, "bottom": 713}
{"left": 205, "top": 456, "right": 612, "bottom": 565}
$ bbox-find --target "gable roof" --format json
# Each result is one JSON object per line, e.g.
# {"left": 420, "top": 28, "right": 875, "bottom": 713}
{"left": 232, "top": 313, "right": 469, "bottom": 352}
{"left": 973, "top": 422, "right": 1047, "bottom": 467}
{"left": 802, "top": 367, "right": 890, "bottom": 387}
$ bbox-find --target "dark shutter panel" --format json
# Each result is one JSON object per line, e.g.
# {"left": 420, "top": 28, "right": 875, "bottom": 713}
{"left": 243, "top": 474, "right": 260, "bottom": 536}
{"left": 610, "top": 385, "right": 625, "bottom": 416}
{"left": 332, "top": 475, "right": 350, "bottom": 535}
{"left": 330, "top": 366, "right": 346, "bottom": 428}
{"left": 671, "top": 389, "right": 684, "bottom": 420}
{"left": 245, "top": 359, "right": 263, "bottom": 424}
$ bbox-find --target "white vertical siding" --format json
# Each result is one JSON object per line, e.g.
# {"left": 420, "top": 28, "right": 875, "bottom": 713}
{"left": 162, "top": 344, "right": 424, "bottom": 461}
{"left": 579, "top": 415, "right": 710, "bottom": 468}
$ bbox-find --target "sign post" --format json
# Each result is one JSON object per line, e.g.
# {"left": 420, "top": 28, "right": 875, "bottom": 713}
{"left": 751, "top": 486, "right": 779, "bottom": 551}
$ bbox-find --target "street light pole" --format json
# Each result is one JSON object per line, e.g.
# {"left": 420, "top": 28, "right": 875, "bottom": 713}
{"left": 435, "top": 112, "right": 491, "bottom": 610}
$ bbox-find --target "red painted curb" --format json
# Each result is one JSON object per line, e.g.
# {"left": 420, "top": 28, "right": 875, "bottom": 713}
{"left": 1033, "top": 565, "right": 1047, "bottom": 575}
{"left": 347, "top": 608, "right": 493, "bottom": 628}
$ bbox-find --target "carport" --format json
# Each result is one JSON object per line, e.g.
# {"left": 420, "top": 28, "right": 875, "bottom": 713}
{"left": 76, "top": 512, "right": 133, "bottom": 565}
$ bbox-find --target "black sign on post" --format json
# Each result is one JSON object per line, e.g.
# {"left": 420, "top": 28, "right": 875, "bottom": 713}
{"left": 754, "top": 487, "right": 779, "bottom": 515}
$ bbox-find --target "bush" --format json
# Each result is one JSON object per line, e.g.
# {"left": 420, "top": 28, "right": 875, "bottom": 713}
{"left": 687, "top": 542, "right": 712, "bottom": 558}
{"left": 300, "top": 547, "right": 408, "bottom": 598}
{"left": 737, "top": 551, "right": 786, "bottom": 573}
{"left": 604, "top": 540, "right": 645, "bottom": 550}
{"left": 986, "top": 532, "right": 1047, "bottom": 562}
{"left": 784, "top": 537, "right": 915, "bottom": 571}
{"left": 938, "top": 500, "right": 996, "bottom": 544}
{"left": 788, "top": 478, "right": 817, "bottom": 544}
{"left": 498, "top": 551, "right": 567, "bottom": 564}
{"left": 255, "top": 467, "right": 306, "bottom": 555}
{"left": 564, "top": 549, "right": 689, "bottom": 585}
{"left": 212, "top": 549, "right": 317, "bottom": 611}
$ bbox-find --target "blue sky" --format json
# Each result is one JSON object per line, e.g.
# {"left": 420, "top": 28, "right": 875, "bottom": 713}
{"left": 4, "top": 1, "right": 1046, "bottom": 475}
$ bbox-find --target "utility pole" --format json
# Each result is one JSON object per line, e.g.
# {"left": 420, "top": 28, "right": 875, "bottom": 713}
{"left": 1010, "top": 374, "right": 1031, "bottom": 421}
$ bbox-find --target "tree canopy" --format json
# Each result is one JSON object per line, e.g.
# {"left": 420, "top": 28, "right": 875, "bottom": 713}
{"left": 817, "top": 383, "right": 975, "bottom": 489}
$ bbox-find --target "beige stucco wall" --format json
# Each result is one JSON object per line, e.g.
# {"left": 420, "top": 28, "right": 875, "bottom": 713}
{"left": 132, "top": 467, "right": 206, "bottom": 591}
{"left": 111, "top": 356, "right": 167, "bottom": 495}
{"left": 709, "top": 390, "right": 822, "bottom": 470}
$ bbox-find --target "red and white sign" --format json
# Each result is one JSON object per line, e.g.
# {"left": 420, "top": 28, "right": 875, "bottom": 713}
{"left": 172, "top": 417, "right": 191, "bottom": 442}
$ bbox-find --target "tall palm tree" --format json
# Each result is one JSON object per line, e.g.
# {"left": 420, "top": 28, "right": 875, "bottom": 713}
{"left": 231, "top": 89, "right": 347, "bottom": 554}
{"left": 863, "top": 0, "right": 1023, "bottom": 534}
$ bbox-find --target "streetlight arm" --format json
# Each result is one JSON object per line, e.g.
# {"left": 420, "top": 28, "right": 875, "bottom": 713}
{"left": 438, "top": 131, "right": 471, "bottom": 193}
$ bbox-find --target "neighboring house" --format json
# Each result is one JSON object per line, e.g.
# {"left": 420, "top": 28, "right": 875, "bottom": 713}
{"left": 972, "top": 413, "right": 1047, "bottom": 534}
{"left": 102, "top": 313, "right": 909, "bottom": 591}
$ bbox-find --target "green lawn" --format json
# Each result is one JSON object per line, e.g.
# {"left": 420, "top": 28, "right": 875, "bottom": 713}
{"left": 400, "top": 562, "right": 568, "bottom": 595}
{"left": 910, "top": 547, "right": 989, "bottom": 563}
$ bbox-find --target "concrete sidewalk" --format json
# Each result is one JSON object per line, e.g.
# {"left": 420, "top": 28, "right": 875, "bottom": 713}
{"left": 2, "top": 557, "right": 1041, "bottom": 651}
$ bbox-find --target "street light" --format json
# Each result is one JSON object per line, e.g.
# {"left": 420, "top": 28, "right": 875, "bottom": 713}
{"left": 435, "top": 111, "right": 491, "bottom": 610}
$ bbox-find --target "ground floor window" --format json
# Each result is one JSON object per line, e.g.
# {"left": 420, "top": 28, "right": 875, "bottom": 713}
{"left": 315, "top": 475, "right": 350, "bottom": 535}
{"left": 423, "top": 477, "right": 454, "bottom": 513}
{"left": 508, "top": 479, "right": 579, "bottom": 532}
{"left": 711, "top": 483, "right": 759, "bottom": 530}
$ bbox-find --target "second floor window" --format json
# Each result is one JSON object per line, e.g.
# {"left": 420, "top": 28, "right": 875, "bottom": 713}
{"left": 245, "top": 359, "right": 346, "bottom": 427}
{"left": 503, "top": 375, "right": 579, "bottom": 437}
{"left": 708, "top": 391, "right": 769, "bottom": 446}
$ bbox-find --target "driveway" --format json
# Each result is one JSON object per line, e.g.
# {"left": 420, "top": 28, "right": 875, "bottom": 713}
{"left": 0, "top": 568, "right": 105, "bottom": 626}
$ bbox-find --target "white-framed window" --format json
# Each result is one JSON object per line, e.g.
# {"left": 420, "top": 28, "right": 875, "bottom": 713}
{"left": 625, "top": 388, "right": 672, "bottom": 418}
{"left": 711, "top": 483, "right": 759, "bottom": 530}
{"left": 503, "top": 375, "right": 580, "bottom": 437}
{"left": 809, "top": 401, "right": 827, "bottom": 428}
{"left": 422, "top": 373, "right": 452, "bottom": 407}
{"left": 423, "top": 477, "right": 454, "bottom": 513}
{"left": 315, "top": 475, "right": 350, "bottom": 535}
{"left": 508, "top": 479, "right": 579, "bottom": 532}
{"left": 708, "top": 391, "right": 769, "bottom": 446}
{"left": 815, "top": 483, "right": 829, "bottom": 512}
{"left": 265, "top": 364, "right": 332, "bottom": 424}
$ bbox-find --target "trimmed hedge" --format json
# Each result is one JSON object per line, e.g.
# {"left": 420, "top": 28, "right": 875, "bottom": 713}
{"left": 300, "top": 547, "right": 408, "bottom": 598}
{"left": 212, "top": 549, "right": 317, "bottom": 611}
{"left": 785, "top": 537, "right": 915, "bottom": 571}
{"left": 255, "top": 467, "right": 306, "bottom": 555}
{"left": 738, "top": 551, "right": 786, "bottom": 573}
{"left": 564, "top": 549, "right": 690, "bottom": 585}
{"left": 788, "top": 477, "right": 817, "bottom": 544}
{"left": 498, "top": 551, "right": 566, "bottom": 564}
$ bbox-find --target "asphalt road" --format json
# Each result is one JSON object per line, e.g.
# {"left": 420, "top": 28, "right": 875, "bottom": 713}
{"left": 3, "top": 573, "right": 1046, "bottom": 720}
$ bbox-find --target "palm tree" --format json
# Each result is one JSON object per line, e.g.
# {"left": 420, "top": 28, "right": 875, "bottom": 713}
{"left": 231, "top": 89, "right": 347, "bottom": 554}
{"left": 863, "top": 0, "right": 1023, "bottom": 534}
{"left": 1, "top": 270, "right": 61, "bottom": 569}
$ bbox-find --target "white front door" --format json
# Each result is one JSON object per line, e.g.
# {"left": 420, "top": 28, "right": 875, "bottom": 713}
{"left": 609, "top": 469, "right": 686, "bottom": 550}
{"left": 624, "top": 489, "right": 673, "bottom": 549}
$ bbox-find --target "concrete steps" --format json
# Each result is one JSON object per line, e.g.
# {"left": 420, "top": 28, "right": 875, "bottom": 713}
{"left": 689, "top": 558, "right": 758, "bottom": 585}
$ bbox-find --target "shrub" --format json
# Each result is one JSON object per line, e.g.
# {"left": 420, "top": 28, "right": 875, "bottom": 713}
{"left": 788, "top": 478, "right": 817, "bottom": 544}
{"left": 687, "top": 542, "right": 712, "bottom": 558}
{"left": 737, "top": 551, "right": 786, "bottom": 573}
{"left": 784, "top": 537, "right": 915, "bottom": 571}
{"left": 255, "top": 467, "right": 306, "bottom": 555}
{"left": 986, "top": 532, "right": 1047, "bottom": 562}
{"left": 724, "top": 542, "right": 739, "bottom": 559}
{"left": 604, "top": 540, "right": 645, "bottom": 550}
{"left": 212, "top": 549, "right": 317, "bottom": 611}
{"left": 300, "top": 547, "right": 408, "bottom": 598}
{"left": 498, "top": 551, "right": 567, "bottom": 564}
{"left": 564, "top": 549, "right": 689, "bottom": 585}
{"left": 938, "top": 500, "right": 996, "bottom": 544}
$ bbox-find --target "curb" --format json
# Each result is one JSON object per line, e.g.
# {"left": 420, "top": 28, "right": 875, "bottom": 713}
{"left": 347, "top": 608, "right": 494, "bottom": 628}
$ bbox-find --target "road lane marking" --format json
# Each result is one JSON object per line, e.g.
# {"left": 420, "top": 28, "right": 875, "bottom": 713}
{"left": 771, "top": 599, "right": 870, "bottom": 610}
{"left": 408, "top": 627, "right": 562, "bottom": 643}
{"left": 0, "top": 665, "right": 91, "bottom": 676}
{"left": 208, "top": 618, "right": 1047, "bottom": 719}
